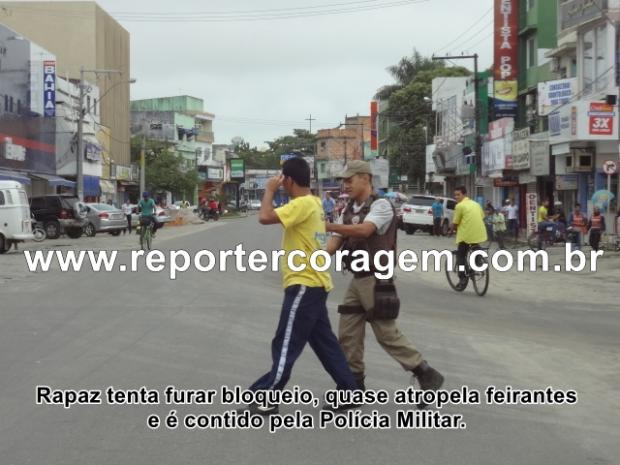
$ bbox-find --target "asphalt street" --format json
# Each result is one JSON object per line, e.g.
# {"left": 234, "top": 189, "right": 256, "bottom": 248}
{"left": 0, "top": 216, "right": 618, "bottom": 465}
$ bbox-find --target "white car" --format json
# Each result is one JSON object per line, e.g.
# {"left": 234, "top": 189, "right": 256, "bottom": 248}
{"left": 249, "top": 199, "right": 261, "bottom": 210}
{"left": 401, "top": 195, "right": 456, "bottom": 235}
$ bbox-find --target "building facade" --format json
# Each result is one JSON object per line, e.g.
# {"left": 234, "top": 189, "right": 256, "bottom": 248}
{"left": 1, "top": 1, "right": 131, "bottom": 170}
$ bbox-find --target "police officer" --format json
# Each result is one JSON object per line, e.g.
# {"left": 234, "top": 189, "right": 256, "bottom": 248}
{"left": 326, "top": 161, "right": 444, "bottom": 401}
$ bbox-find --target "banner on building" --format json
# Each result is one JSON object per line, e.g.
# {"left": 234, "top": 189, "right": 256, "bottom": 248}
{"left": 370, "top": 101, "right": 378, "bottom": 152}
{"left": 512, "top": 127, "right": 530, "bottom": 170}
{"left": 494, "top": 0, "right": 518, "bottom": 119}
{"left": 560, "top": 0, "right": 606, "bottom": 32}
{"left": 530, "top": 140, "right": 550, "bottom": 176}
{"left": 526, "top": 193, "right": 538, "bottom": 236}
{"left": 482, "top": 118, "right": 514, "bottom": 175}
{"left": 587, "top": 102, "right": 615, "bottom": 137}
{"left": 43, "top": 60, "right": 56, "bottom": 118}
{"left": 556, "top": 174, "right": 578, "bottom": 191}
{"left": 230, "top": 159, "right": 245, "bottom": 180}
{"left": 538, "top": 78, "right": 577, "bottom": 116}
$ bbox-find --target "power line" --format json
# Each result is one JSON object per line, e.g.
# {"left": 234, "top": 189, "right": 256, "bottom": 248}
{"left": 111, "top": 0, "right": 430, "bottom": 22}
{"left": 434, "top": 7, "right": 493, "bottom": 54}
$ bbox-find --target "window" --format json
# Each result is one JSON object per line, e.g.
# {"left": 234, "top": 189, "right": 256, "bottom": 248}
{"left": 5, "top": 190, "right": 13, "bottom": 204}
{"left": 17, "top": 99, "right": 21, "bottom": 114}
{"left": 582, "top": 25, "right": 610, "bottom": 94}
{"left": 4, "top": 95, "right": 7, "bottom": 111}
{"left": 0, "top": 191, "right": 5, "bottom": 206}
{"left": 9, "top": 96, "right": 13, "bottom": 112}
{"left": 595, "top": 25, "right": 608, "bottom": 91}
{"left": 583, "top": 29, "right": 595, "bottom": 93}
{"left": 93, "top": 98, "right": 97, "bottom": 115}
{"left": 527, "top": 37, "right": 536, "bottom": 68}
{"left": 527, "top": 0, "right": 535, "bottom": 11}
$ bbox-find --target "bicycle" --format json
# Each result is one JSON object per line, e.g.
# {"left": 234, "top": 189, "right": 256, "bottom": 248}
{"left": 444, "top": 245, "right": 490, "bottom": 297}
{"left": 138, "top": 217, "right": 154, "bottom": 250}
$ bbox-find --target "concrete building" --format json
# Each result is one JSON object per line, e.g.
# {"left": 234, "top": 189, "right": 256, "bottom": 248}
{"left": 0, "top": 1, "right": 131, "bottom": 170}
{"left": 131, "top": 96, "right": 218, "bottom": 202}
{"left": 545, "top": 0, "right": 620, "bottom": 227}
{"left": 0, "top": 22, "right": 70, "bottom": 196}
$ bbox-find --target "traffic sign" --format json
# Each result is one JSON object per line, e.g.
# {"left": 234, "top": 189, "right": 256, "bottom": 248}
{"left": 602, "top": 160, "right": 617, "bottom": 175}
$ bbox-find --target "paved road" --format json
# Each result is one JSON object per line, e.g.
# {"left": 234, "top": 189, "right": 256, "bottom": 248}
{"left": 0, "top": 216, "right": 618, "bottom": 465}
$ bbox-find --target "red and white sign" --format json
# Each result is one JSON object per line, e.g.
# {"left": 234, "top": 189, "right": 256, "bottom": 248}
{"left": 370, "top": 101, "right": 378, "bottom": 152}
{"left": 526, "top": 193, "right": 538, "bottom": 236}
{"left": 589, "top": 103, "right": 615, "bottom": 136}
{"left": 603, "top": 160, "right": 618, "bottom": 175}
{"left": 494, "top": 0, "right": 519, "bottom": 81}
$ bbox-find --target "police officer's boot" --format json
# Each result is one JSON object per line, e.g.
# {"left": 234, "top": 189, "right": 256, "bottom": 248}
{"left": 411, "top": 361, "right": 444, "bottom": 408}
{"left": 354, "top": 373, "right": 366, "bottom": 391}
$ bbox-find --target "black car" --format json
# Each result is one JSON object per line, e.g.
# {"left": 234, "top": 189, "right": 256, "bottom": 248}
{"left": 30, "top": 195, "right": 87, "bottom": 239}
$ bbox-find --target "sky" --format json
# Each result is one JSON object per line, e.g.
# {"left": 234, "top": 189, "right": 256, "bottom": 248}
{"left": 43, "top": 0, "right": 495, "bottom": 147}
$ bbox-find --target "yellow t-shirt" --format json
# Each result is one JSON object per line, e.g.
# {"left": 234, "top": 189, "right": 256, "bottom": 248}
{"left": 537, "top": 206, "right": 548, "bottom": 222}
{"left": 275, "top": 195, "right": 333, "bottom": 292}
{"left": 453, "top": 197, "right": 487, "bottom": 244}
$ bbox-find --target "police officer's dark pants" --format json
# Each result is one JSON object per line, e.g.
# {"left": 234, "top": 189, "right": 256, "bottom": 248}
{"left": 250, "top": 285, "right": 358, "bottom": 391}
{"left": 338, "top": 276, "right": 423, "bottom": 376}
{"left": 589, "top": 230, "right": 602, "bottom": 251}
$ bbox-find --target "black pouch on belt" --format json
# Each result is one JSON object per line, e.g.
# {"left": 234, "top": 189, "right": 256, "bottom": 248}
{"left": 371, "top": 279, "right": 400, "bottom": 321}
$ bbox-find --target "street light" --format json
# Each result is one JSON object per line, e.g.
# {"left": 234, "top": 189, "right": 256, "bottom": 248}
{"left": 77, "top": 68, "right": 135, "bottom": 200}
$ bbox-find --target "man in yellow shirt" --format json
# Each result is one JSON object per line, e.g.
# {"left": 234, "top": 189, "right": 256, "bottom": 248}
{"left": 243, "top": 157, "right": 359, "bottom": 415}
{"left": 451, "top": 186, "right": 487, "bottom": 290}
{"left": 537, "top": 199, "right": 558, "bottom": 249}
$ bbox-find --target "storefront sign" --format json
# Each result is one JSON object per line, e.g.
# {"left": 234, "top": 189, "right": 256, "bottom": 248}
{"left": 493, "top": 177, "right": 519, "bottom": 187}
{"left": 494, "top": 0, "right": 518, "bottom": 119}
{"left": 115, "top": 165, "right": 132, "bottom": 181}
{"left": 207, "top": 168, "right": 224, "bottom": 180}
{"left": 588, "top": 102, "right": 615, "bottom": 136}
{"left": 530, "top": 140, "right": 550, "bottom": 176}
{"left": 526, "top": 193, "right": 539, "bottom": 236}
{"left": 538, "top": 78, "right": 577, "bottom": 116}
{"left": 370, "top": 101, "right": 378, "bottom": 151}
{"left": 549, "top": 104, "right": 577, "bottom": 144}
{"left": 43, "top": 60, "right": 56, "bottom": 118}
{"left": 560, "top": 0, "right": 607, "bottom": 31}
{"left": 512, "top": 127, "right": 530, "bottom": 170}
{"left": 0, "top": 138, "right": 26, "bottom": 162}
{"left": 482, "top": 118, "right": 514, "bottom": 174}
{"left": 556, "top": 174, "right": 579, "bottom": 190}
{"left": 230, "top": 159, "right": 245, "bottom": 180}
{"left": 518, "top": 173, "right": 537, "bottom": 184}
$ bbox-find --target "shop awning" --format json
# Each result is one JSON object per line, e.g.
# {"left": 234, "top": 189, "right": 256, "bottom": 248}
{"left": 100, "top": 179, "right": 116, "bottom": 194}
{"left": 30, "top": 173, "right": 76, "bottom": 189}
{"left": 0, "top": 170, "right": 31, "bottom": 185}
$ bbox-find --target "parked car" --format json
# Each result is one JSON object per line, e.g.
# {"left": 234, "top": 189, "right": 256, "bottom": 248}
{"left": 130, "top": 205, "right": 171, "bottom": 228}
{"left": 0, "top": 181, "right": 34, "bottom": 253}
{"left": 83, "top": 203, "right": 127, "bottom": 237}
{"left": 401, "top": 195, "right": 456, "bottom": 235}
{"left": 30, "top": 194, "right": 87, "bottom": 239}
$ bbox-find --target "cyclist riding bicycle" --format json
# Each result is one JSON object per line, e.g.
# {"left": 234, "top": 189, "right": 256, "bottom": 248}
{"left": 138, "top": 191, "right": 159, "bottom": 236}
{"left": 450, "top": 186, "right": 488, "bottom": 290}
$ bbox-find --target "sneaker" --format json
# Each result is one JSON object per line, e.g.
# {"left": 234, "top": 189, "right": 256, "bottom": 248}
{"left": 411, "top": 361, "right": 445, "bottom": 409}
{"left": 237, "top": 402, "right": 279, "bottom": 416}
{"left": 321, "top": 401, "right": 361, "bottom": 412}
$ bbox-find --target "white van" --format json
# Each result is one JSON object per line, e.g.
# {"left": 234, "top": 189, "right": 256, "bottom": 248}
{"left": 0, "top": 181, "right": 34, "bottom": 253}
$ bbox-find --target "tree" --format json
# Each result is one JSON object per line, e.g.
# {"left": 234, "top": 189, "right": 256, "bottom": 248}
{"left": 374, "top": 49, "right": 442, "bottom": 101}
{"left": 379, "top": 55, "right": 471, "bottom": 187}
{"left": 234, "top": 129, "right": 317, "bottom": 170}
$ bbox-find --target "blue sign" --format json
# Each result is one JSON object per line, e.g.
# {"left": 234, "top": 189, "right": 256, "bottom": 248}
{"left": 43, "top": 61, "right": 56, "bottom": 118}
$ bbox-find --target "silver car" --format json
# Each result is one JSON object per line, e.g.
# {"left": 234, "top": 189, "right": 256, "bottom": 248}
{"left": 83, "top": 203, "right": 127, "bottom": 237}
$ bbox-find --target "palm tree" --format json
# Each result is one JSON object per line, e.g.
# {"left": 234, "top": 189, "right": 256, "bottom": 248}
{"left": 375, "top": 49, "right": 443, "bottom": 100}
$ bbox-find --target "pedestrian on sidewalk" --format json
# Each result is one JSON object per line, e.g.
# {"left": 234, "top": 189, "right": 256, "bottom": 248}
{"left": 326, "top": 160, "right": 444, "bottom": 402}
{"left": 568, "top": 203, "right": 587, "bottom": 251}
{"left": 431, "top": 198, "right": 444, "bottom": 236}
{"left": 122, "top": 200, "right": 132, "bottom": 234}
{"left": 322, "top": 191, "right": 336, "bottom": 223}
{"left": 241, "top": 157, "right": 360, "bottom": 416}
{"left": 504, "top": 199, "right": 519, "bottom": 241}
{"left": 489, "top": 207, "right": 507, "bottom": 250}
{"left": 588, "top": 207, "right": 606, "bottom": 252}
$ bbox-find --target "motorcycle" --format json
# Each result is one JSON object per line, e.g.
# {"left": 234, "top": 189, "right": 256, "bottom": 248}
{"left": 32, "top": 215, "right": 46, "bottom": 242}
{"left": 204, "top": 208, "right": 219, "bottom": 221}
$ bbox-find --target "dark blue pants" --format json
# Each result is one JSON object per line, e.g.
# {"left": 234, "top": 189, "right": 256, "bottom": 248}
{"left": 250, "top": 285, "right": 358, "bottom": 392}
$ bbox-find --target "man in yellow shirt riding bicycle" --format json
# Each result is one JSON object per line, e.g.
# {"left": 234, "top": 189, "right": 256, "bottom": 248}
{"left": 451, "top": 186, "right": 487, "bottom": 291}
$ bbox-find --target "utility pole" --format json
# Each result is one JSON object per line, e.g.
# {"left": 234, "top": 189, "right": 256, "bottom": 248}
{"left": 432, "top": 54, "right": 480, "bottom": 197}
{"left": 76, "top": 67, "right": 123, "bottom": 201}
{"left": 140, "top": 135, "right": 146, "bottom": 195}
{"left": 305, "top": 114, "right": 316, "bottom": 133}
